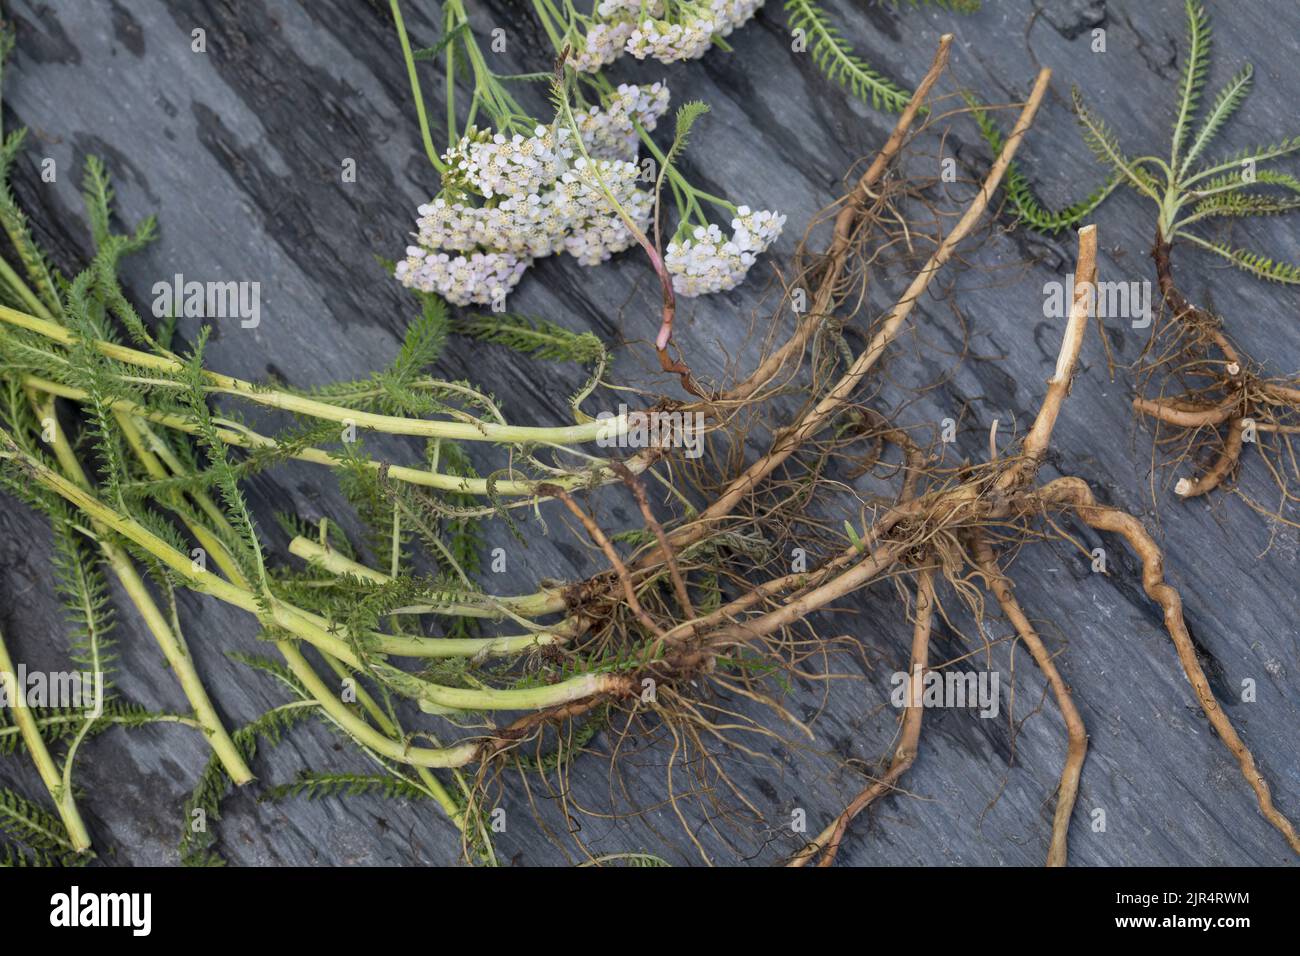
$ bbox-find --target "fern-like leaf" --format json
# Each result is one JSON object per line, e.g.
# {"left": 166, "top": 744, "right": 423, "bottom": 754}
{"left": 454, "top": 312, "right": 605, "bottom": 364}
{"left": 1183, "top": 235, "right": 1300, "bottom": 284}
{"left": 662, "top": 100, "right": 710, "bottom": 177}
{"left": 390, "top": 294, "right": 449, "bottom": 383}
{"left": 263, "top": 771, "right": 430, "bottom": 803}
{"left": 785, "top": 0, "right": 911, "bottom": 113}
{"left": 1181, "top": 63, "right": 1251, "bottom": 177}
{"left": 1072, "top": 87, "right": 1161, "bottom": 200}
{"left": 1170, "top": 0, "right": 1211, "bottom": 168}
{"left": 1192, "top": 136, "right": 1300, "bottom": 183}
{"left": 0, "top": 139, "right": 62, "bottom": 315}
{"left": 178, "top": 327, "right": 271, "bottom": 596}
{"left": 966, "top": 92, "right": 1118, "bottom": 233}
{"left": 50, "top": 517, "right": 117, "bottom": 691}
{"left": 1191, "top": 168, "right": 1300, "bottom": 199}
{"left": 81, "top": 156, "right": 115, "bottom": 250}
{"left": 180, "top": 702, "right": 316, "bottom": 866}
{"left": 1180, "top": 191, "right": 1300, "bottom": 226}
{"left": 0, "top": 787, "right": 78, "bottom": 857}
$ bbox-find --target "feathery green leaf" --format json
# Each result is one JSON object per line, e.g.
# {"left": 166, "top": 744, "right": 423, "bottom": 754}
{"left": 785, "top": 0, "right": 911, "bottom": 113}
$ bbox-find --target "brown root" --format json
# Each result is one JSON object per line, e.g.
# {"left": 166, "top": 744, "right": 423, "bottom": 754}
{"left": 788, "top": 565, "right": 936, "bottom": 867}
{"left": 456, "top": 60, "right": 1297, "bottom": 870}
{"left": 971, "top": 532, "right": 1087, "bottom": 867}
{"left": 1031, "top": 477, "right": 1300, "bottom": 855}
{"left": 1136, "top": 235, "right": 1299, "bottom": 518}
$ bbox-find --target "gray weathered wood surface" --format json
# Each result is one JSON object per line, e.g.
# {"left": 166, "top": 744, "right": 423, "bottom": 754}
{"left": 0, "top": 0, "right": 1297, "bottom": 866}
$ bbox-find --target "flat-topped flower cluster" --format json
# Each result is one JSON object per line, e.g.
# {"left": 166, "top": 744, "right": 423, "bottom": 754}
{"left": 665, "top": 205, "right": 785, "bottom": 296}
{"left": 396, "top": 79, "right": 785, "bottom": 305}
{"left": 395, "top": 84, "right": 670, "bottom": 306}
{"left": 570, "top": 0, "right": 765, "bottom": 71}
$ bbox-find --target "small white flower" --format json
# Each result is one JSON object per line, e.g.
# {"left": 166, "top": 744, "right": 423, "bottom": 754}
{"left": 578, "top": 1, "right": 761, "bottom": 71}
{"left": 710, "top": 0, "right": 763, "bottom": 37}
{"left": 396, "top": 97, "right": 670, "bottom": 304}
{"left": 597, "top": 0, "right": 660, "bottom": 17}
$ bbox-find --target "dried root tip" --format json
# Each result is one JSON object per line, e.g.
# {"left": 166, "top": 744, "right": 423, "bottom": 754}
{"left": 1173, "top": 417, "right": 1246, "bottom": 499}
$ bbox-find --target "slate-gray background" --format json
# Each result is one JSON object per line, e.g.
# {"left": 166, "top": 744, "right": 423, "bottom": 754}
{"left": 0, "top": 0, "right": 1296, "bottom": 866}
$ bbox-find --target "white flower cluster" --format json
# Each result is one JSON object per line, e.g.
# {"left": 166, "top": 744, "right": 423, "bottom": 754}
{"left": 626, "top": 15, "right": 716, "bottom": 64}
{"left": 664, "top": 205, "right": 785, "bottom": 297}
{"left": 395, "top": 86, "right": 670, "bottom": 306}
{"left": 576, "top": 81, "right": 671, "bottom": 161}
{"left": 570, "top": 0, "right": 765, "bottom": 71}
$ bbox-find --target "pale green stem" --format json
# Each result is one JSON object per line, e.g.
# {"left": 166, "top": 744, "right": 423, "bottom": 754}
{"left": 2, "top": 435, "right": 626, "bottom": 709}
{"left": 275, "top": 641, "right": 478, "bottom": 768}
{"left": 318, "top": 652, "right": 466, "bottom": 826}
{"left": 0, "top": 254, "right": 54, "bottom": 321}
{"left": 0, "top": 711, "right": 204, "bottom": 741}
{"left": 28, "top": 373, "right": 618, "bottom": 496}
{"left": 0, "top": 626, "right": 93, "bottom": 852}
{"left": 183, "top": 500, "right": 466, "bottom": 821}
{"left": 29, "top": 393, "right": 253, "bottom": 785}
{"left": 289, "top": 536, "right": 567, "bottom": 618}
{"left": 0, "top": 305, "right": 629, "bottom": 445}
{"left": 390, "top": 0, "right": 446, "bottom": 173}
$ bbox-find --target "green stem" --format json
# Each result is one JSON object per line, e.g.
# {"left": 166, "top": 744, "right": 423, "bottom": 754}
{"left": 445, "top": 13, "right": 458, "bottom": 142}
{"left": 0, "top": 305, "right": 629, "bottom": 445}
{"left": 29, "top": 393, "right": 254, "bottom": 786}
{"left": 0, "top": 626, "right": 93, "bottom": 852}
{"left": 0, "top": 711, "right": 204, "bottom": 741}
{"left": 178, "top": 492, "right": 468, "bottom": 819}
{"left": 289, "top": 535, "right": 568, "bottom": 618}
{"left": 0, "top": 254, "right": 54, "bottom": 321}
{"left": 530, "top": 0, "right": 566, "bottom": 49}
{"left": 26, "top": 373, "right": 616, "bottom": 496}
{"left": 2, "top": 433, "right": 625, "bottom": 711}
{"left": 275, "top": 641, "right": 478, "bottom": 768}
{"left": 444, "top": 0, "right": 530, "bottom": 133}
{"left": 390, "top": 0, "right": 446, "bottom": 173}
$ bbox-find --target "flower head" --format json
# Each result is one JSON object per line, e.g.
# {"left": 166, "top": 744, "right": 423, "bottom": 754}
{"left": 577, "top": 82, "right": 671, "bottom": 161}
{"left": 394, "top": 247, "right": 529, "bottom": 307}
{"left": 665, "top": 205, "right": 786, "bottom": 297}
{"left": 570, "top": 19, "right": 635, "bottom": 71}
{"left": 571, "top": 0, "right": 764, "bottom": 71}
{"left": 626, "top": 15, "right": 716, "bottom": 64}
{"left": 396, "top": 88, "right": 680, "bottom": 304}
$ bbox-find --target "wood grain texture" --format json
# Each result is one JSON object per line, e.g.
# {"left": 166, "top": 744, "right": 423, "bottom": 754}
{"left": 0, "top": 0, "right": 1296, "bottom": 866}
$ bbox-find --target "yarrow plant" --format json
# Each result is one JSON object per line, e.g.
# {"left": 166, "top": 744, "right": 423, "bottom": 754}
{"left": 970, "top": 0, "right": 1300, "bottom": 518}
{"left": 1, "top": 24, "right": 1296, "bottom": 872}
{"left": 390, "top": 0, "right": 785, "bottom": 313}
